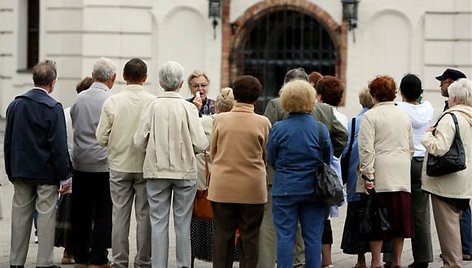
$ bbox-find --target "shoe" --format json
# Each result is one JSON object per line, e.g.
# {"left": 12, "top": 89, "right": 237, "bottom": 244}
{"left": 61, "top": 256, "right": 74, "bottom": 264}
{"left": 74, "top": 264, "right": 88, "bottom": 268}
{"left": 352, "top": 264, "right": 367, "bottom": 268}
{"left": 35, "top": 265, "right": 61, "bottom": 268}
{"left": 464, "top": 254, "right": 472, "bottom": 261}
{"left": 408, "top": 262, "right": 428, "bottom": 268}
{"left": 383, "top": 263, "right": 392, "bottom": 268}
{"left": 34, "top": 236, "right": 39, "bottom": 244}
{"left": 10, "top": 266, "right": 25, "bottom": 268}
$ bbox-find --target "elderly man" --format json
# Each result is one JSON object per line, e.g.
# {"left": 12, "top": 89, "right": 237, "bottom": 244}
{"left": 96, "top": 58, "right": 155, "bottom": 268}
{"left": 71, "top": 57, "right": 116, "bottom": 268}
{"left": 134, "top": 61, "right": 208, "bottom": 268}
{"left": 5, "top": 60, "right": 70, "bottom": 268}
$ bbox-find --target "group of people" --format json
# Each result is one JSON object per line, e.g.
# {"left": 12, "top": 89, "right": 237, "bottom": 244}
{"left": 4, "top": 55, "right": 472, "bottom": 268}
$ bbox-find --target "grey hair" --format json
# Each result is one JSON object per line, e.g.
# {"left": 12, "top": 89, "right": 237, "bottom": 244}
{"left": 448, "top": 78, "right": 472, "bottom": 106}
{"left": 92, "top": 57, "right": 116, "bottom": 82}
{"left": 32, "top": 60, "right": 57, "bottom": 86}
{"left": 159, "top": 61, "right": 184, "bottom": 91}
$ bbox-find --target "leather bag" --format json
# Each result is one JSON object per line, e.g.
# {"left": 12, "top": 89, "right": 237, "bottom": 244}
{"left": 426, "top": 112, "right": 466, "bottom": 177}
{"left": 193, "top": 153, "right": 213, "bottom": 219}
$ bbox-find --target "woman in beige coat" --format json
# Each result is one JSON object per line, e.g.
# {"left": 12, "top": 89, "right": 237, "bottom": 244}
{"left": 208, "top": 75, "right": 271, "bottom": 268}
{"left": 357, "top": 76, "right": 414, "bottom": 268}
{"left": 421, "top": 78, "right": 472, "bottom": 267}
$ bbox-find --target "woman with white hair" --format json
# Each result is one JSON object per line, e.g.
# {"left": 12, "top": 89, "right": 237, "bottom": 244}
{"left": 422, "top": 78, "right": 472, "bottom": 267}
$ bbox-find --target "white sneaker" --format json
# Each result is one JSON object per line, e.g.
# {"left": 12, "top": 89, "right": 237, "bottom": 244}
{"left": 34, "top": 235, "right": 38, "bottom": 244}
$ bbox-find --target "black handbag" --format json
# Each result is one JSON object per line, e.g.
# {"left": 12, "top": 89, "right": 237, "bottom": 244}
{"left": 426, "top": 112, "right": 466, "bottom": 177}
{"left": 359, "top": 189, "right": 390, "bottom": 237}
{"left": 315, "top": 122, "right": 344, "bottom": 206}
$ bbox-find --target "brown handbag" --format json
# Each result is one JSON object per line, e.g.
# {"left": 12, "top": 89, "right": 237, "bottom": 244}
{"left": 193, "top": 152, "right": 213, "bottom": 219}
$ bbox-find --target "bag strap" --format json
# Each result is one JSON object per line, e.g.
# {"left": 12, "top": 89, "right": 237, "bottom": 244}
{"left": 344, "top": 118, "right": 356, "bottom": 161}
{"left": 204, "top": 151, "right": 210, "bottom": 187}
{"left": 435, "top": 112, "right": 461, "bottom": 139}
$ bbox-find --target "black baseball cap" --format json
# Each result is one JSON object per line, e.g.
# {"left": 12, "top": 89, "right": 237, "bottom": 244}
{"left": 435, "top": 68, "right": 467, "bottom": 81}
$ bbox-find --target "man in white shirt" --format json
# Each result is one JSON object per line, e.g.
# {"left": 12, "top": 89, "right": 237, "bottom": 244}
{"left": 96, "top": 58, "right": 155, "bottom": 268}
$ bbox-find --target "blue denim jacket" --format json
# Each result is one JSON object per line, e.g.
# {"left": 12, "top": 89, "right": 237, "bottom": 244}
{"left": 267, "top": 113, "right": 333, "bottom": 196}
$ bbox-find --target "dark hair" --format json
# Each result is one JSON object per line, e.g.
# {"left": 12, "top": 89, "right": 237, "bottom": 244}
{"left": 369, "top": 76, "right": 397, "bottom": 102}
{"left": 123, "top": 58, "right": 147, "bottom": 83}
{"left": 400, "top": 74, "right": 422, "bottom": 101}
{"left": 284, "top": 68, "right": 308, "bottom": 84}
{"left": 316, "top": 76, "right": 344, "bottom": 106}
{"left": 32, "top": 60, "right": 57, "bottom": 86}
{"left": 232, "top": 75, "right": 262, "bottom": 104}
{"left": 308, "top": 71, "right": 323, "bottom": 87}
{"left": 76, "top": 77, "right": 94, "bottom": 94}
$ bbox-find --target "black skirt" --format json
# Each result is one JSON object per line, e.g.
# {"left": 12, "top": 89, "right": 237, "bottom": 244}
{"left": 54, "top": 193, "right": 73, "bottom": 249}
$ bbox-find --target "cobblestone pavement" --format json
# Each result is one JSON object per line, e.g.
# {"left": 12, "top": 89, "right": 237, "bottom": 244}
{"left": 0, "top": 116, "right": 468, "bottom": 267}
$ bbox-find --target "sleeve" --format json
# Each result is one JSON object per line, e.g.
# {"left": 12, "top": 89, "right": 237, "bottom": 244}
{"left": 330, "top": 114, "right": 348, "bottom": 158}
{"left": 49, "top": 105, "right": 72, "bottom": 181}
{"left": 188, "top": 105, "right": 209, "bottom": 153}
{"left": 210, "top": 119, "right": 219, "bottom": 162}
{"left": 133, "top": 103, "right": 152, "bottom": 153}
{"left": 95, "top": 100, "right": 112, "bottom": 147}
{"left": 421, "top": 114, "right": 456, "bottom": 157}
{"left": 358, "top": 115, "right": 375, "bottom": 181}
{"left": 266, "top": 126, "right": 278, "bottom": 168}
{"left": 320, "top": 123, "right": 333, "bottom": 165}
{"left": 4, "top": 103, "right": 15, "bottom": 179}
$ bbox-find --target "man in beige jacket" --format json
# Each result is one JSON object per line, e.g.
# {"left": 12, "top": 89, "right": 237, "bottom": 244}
{"left": 96, "top": 58, "right": 155, "bottom": 268}
{"left": 133, "top": 61, "right": 208, "bottom": 268}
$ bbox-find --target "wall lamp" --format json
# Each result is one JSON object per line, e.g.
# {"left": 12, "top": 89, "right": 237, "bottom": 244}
{"left": 208, "top": 0, "right": 222, "bottom": 39}
{"left": 341, "top": 0, "right": 359, "bottom": 41}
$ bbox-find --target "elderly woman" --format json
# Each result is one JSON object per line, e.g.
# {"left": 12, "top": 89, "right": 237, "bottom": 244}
{"left": 191, "top": 87, "right": 236, "bottom": 264}
{"left": 421, "top": 78, "right": 472, "bottom": 267}
{"left": 340, "top": 87, "right": 373, "bottom": 268}
{"left": 187, "top": 70, "right": 216, "bottom": 116}
{"left": 208, "top": 75, "right": 271, "bottom": 268}
{"left": 267, "top": 79, "right": 331, "bottom": 268}
{"left": 357, "top": 76, "right": 413, "bottom": 268}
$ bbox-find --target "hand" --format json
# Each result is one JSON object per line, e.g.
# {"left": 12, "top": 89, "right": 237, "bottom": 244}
{"left": 364, "top": 180, "right": 375, "bottom": 193}
{"left": 426, "top": 126, "right": 436, "bottom": 133}
{"left": 193, "top": 95, "right": 203, "bottom": 111}
{"left": 59, "top": 181, "right": 71, "bottom": 194}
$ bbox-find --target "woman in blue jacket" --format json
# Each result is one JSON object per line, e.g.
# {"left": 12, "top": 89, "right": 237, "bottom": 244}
{"left": 267, "top": 79, "right": 331, "bottom": 268}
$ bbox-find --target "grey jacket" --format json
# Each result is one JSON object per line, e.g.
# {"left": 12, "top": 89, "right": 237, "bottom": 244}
{"left": 71, "top": 82, "right": 112, "bottom": 172}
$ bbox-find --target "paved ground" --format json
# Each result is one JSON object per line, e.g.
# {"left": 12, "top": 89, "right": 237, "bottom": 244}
{"left": 0, "top": 115, "right": 469, "bottom": 267}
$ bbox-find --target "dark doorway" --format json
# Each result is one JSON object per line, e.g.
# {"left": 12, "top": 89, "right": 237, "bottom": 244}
{"left": 230, "top": 9, "right": 337, "bottom": 114}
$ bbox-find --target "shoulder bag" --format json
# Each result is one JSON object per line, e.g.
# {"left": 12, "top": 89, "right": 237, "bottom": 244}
{"left": 193, "top": 152, "right": 213, "bottom": 219}
{"left": 426, "top": 112, "right": 466, "bottom": 177}
{"left": 340, "top": 117, "right": 356, "bottom": 184}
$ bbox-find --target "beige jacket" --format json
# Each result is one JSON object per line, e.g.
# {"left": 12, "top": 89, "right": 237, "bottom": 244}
{"left": 196, "top": 115, "right": 214, "bottom": 190}
{"left": 133, "top": 91, "right": 208, "bottom": 179}
{"left": 356, "top": 101, "right": 414, "bottom": 193}
{"left": 421, "top": 105, "right": 472, "bottom": 199}
{"left": 207, "top": 103, "right": 271, "bottom": 204}
{"left": 96, "top": 85, "right": 156, "bottom": 172}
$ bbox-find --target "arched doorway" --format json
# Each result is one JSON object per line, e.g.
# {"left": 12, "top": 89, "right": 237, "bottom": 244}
{"left": 230, "top": 9, "right": 338, "bottom": 114}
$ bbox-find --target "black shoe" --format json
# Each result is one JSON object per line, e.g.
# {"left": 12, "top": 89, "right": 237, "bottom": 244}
{"left": 36, "top": 265, "right": 61, "bottom": 268}
{"left": 11, "top": 266, "right": 25, "bottom": 268}
{"left": 407, "top": 262, "right": 428, "bottom": 268}
{"left": 464, "top": 254, "right": 472, "bottom": 261}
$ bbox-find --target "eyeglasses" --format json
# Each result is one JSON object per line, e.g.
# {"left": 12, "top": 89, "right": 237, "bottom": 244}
{"left": 191, "top": 83, "right": 208, "bottom": 89}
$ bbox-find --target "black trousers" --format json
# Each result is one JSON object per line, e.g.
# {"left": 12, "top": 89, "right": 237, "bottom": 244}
{"left": 211, "top": 202, "right": 264, "bottom": 268}
{"left": 72, "top": 170, "right": 112, "bottom": 265}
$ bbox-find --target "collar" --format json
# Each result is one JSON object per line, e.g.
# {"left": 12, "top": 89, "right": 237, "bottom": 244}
{"left": 372, "top": 101, "right": 395, "bottom": 108}
{"left": 124, "top": 84, "right": 145, "bottom": 91}
{"left": 157, "top": 91, "right": 183, "bottom": 99}
{"left": 33, "top": 87, "right": 49, "bottom": 94}
{"left": 231, "top": 102, "right": 255, "bottom": 113}
{"left": 91, "top": 82, "right": 111, "bottom": 92}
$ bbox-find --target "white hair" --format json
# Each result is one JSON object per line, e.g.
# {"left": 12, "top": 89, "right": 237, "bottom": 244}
{"left": 448, "top": 78, "right": 472, "bottom": 106}
{"left": 92, "top": 57, "right": 116, "bottom": 82}
{"left": 159, "top": 61, "right": 184, "bottom": 91}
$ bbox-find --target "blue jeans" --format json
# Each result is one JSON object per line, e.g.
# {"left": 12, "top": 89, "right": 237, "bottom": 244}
{"left": 272, "top": 194, "right": 328, "bottom": 268}
{"left": 461, "top": 205, "right": 472, "bottom": 254}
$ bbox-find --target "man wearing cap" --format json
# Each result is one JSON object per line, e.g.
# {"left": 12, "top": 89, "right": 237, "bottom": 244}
{"left": 435, "top": 68, "right": 471, "bottom": 261}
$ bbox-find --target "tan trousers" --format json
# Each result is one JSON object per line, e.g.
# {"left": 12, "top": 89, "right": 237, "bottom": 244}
{"left": 431, "top": 194, "right": 463, "bottom": 268}
{"left": 10, "top": 180, "right": 58, "bottom": 267}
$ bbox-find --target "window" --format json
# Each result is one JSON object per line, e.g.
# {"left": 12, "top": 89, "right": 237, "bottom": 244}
{"left": 27, "top": 0, "right": 39, "bottom": 69}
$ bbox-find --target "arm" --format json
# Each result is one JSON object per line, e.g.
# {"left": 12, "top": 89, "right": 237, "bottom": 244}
{"left": 4, "top": 103, "right": 15, "bottom": 179}
{"left": 320, "top": 124, "right": 333, "bottom": 165}
{"left": 358, "top": 115, "right": 375, "bottom": 182}
{"left": 49, "top": 105, "right": 72, "bottom": 182}
{"left": 329, "top": 114, "right": 348, "bottom": 158}
{"left": 210, "top": 119, "right": 219, "bottom": 162}
{"left": 421, "top": 114, "right": 456, "bottom": 157}
{"left": 263, "top": 98, "right": 282, "bottom": 125}
{"left": 188, "top": 105, "right": 209, "bottom": 153}
{"left": 95, "top": 100, "right": 112, "bottom": 147}
{"left": 266, "top": 126, "right": 278, "bottom": 168}
{"left": 133, "top": 103, "right": 151, "bottom": 153}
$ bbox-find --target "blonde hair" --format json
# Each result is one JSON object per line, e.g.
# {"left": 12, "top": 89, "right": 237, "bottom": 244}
{"left": 358, "top": 87, "right": 373, "bottom": 108}
{"left": 216, "top": 87, "right": 235, "bottom": 113}
{"left": 187, "top": 70, "right": 210, "bottom": 88}
{"left": 280, "top": 80, "right": 316, "bottom": 113}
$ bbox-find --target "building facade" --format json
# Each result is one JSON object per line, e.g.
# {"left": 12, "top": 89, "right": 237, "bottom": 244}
{"left": 0, "top": 0, "right": 471, "bottom": 117}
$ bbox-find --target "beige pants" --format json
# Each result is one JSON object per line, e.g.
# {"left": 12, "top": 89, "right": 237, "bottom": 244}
{"left": 10, "top": 180, "right": 58, "bottom": 267}
{"left": 431, "top": 194, "right": 463, "bottom": 268}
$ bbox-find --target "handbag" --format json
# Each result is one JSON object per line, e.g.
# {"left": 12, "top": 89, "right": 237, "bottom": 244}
{"left": 359, "top": 189, "right": 390, "bottom": 237}
{"left": 426, "top": 112, "right": 466, "bottom": 177}
{"left": 193, "top": 152, "right": 213, "bottom": 219}
{"left": 314, "top": 122, "right": 344, "bottom": 206}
